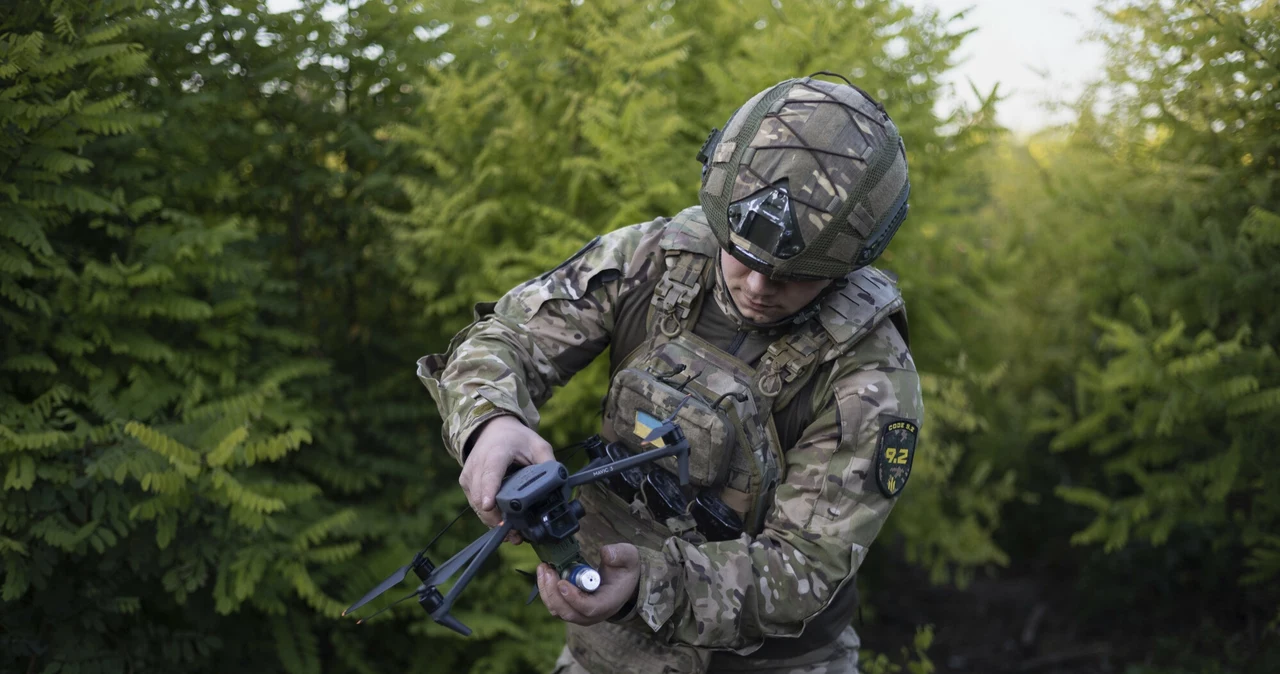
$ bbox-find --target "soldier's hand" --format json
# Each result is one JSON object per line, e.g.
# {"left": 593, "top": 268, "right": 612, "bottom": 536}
{"left": 460, "top": 415, "right": 554, "bottom": 540}
{"left": 536, "top": 544, "right": 641, "bottom": 626}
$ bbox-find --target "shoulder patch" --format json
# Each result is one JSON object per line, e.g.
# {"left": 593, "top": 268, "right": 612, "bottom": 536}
{"left": 659, "top": 206, "right": 720, "bottom": 256}
{"left": 875, "top": 417, "right": 917, "bottom": 498}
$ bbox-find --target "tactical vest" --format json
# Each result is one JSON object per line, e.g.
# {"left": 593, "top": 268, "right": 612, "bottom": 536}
{"left": 568, "top": 209, "right": 905, "bottom": 673}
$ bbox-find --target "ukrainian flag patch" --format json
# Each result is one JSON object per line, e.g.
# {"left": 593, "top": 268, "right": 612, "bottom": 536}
{"left": 633, "top": 410, "right": 666, "bottom": 447}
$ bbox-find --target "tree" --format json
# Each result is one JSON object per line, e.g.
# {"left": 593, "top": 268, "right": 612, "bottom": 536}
{"left": 955, "top": 0, "right": 1279, "bottom": 665}
{"left": 2, "top": 1, "right": 341, "bottom": 670}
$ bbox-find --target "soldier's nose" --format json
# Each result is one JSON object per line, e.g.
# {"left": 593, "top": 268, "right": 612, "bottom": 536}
{"left": 744, "top": 271, "right": 774, "bottom": 295}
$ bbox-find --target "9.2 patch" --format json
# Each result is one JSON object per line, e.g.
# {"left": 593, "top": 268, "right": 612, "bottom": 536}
{"left": 875, "top": 417, "right": 918, "bottom": 498}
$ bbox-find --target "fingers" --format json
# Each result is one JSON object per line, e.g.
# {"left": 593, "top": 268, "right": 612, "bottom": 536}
{"left": 537, "top": 559, "right": 639, "bottom": 626}
{"left": 459, "top": 454, "right": 504, "bottom": 528}
{"left": 600, "top": 543, "right": 639, "bottom": 570}
{"left": 537, "top": 564, "right": 587, "bottom": 623}
{"left": 472, "top": 451, "right": 510, "bottom": 525}
{"left": 458, "top": 416, "right": 556, "bottom": 539}
{"left": 526, "top": 436, "right": 555, "bottom": 465}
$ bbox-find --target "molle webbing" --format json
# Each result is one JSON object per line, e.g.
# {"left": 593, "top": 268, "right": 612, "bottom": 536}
{"left": 755, "top": 322, "right": 829, "bottom": 411}
{"left": 649, "top": 253, "right": 708, "bottom": 337}
{"left": 647, "top": 247, "right": 834, "bottom": 411}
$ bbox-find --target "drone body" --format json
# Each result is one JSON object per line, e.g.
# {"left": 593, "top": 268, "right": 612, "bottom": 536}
{"left": 343, "top": 404, "right": 691, "bottom": 636}
{"left": 494, "top": 460, "right": 597, "bottom": 594}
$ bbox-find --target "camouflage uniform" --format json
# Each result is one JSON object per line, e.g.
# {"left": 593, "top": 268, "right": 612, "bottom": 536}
{"left": 418, "top": 210, "right": 920, "bottom": 674}
{"left": 417, "top": 76, "right": 920, "bottom": 674}
{"left": 551, "top": 621, "right": 862, "bottom": 673}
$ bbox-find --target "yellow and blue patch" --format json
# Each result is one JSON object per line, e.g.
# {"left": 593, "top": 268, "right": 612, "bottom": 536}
{"left": 875, "top": 417, "right": 918, "bottom": 498}
{"left": 633, "top": 410, "right": 666, "bottom": 447}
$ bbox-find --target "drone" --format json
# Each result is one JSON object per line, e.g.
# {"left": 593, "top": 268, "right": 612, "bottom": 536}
{"left": 342, "top": 400, "right": 692, "bottom": 636}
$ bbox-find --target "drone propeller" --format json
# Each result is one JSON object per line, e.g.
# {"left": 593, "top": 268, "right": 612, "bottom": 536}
{"left": 343, "top": 563, "right": 412, "bottom": 617}
{"left": 516, "top": 569, "right": 541, "bottom": 605}
{"left": 344, "top": 504, "right": 471, "bottom": 619}
{"left": 354, "top": 588, "right": 421, "bottom": 624}
{"left": 345, "top": 522, "right": 513, "bottom": 636}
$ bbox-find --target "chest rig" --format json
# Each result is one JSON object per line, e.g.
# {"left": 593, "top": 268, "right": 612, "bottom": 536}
{"left": 567, "top": 209, "right": 907, "bottom": 673}
{"left": 598, "top": 211, "right": 832, "bottom": 540}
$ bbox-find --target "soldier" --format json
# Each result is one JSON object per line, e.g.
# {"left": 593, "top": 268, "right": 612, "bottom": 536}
{"left": 417, "top": 73, "right": 921, "bottom": 673}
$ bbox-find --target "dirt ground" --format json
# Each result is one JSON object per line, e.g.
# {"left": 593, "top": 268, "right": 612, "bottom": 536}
{"left": 850, "top": 537, "right": 1280, "bottom": 674}
{"left": 859, "top": 564, "right": 1122, "bottom": 674}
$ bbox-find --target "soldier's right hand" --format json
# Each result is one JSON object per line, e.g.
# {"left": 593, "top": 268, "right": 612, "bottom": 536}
{"left": 460, "top": 415, "right": 555, "bottom": 533}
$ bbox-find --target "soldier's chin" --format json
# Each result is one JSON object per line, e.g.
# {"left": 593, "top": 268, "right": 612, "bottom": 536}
{"left": 742, "top": 306, "right": 776, "bottom": 322}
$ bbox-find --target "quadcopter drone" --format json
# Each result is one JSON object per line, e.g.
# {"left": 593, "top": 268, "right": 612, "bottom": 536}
{"left": 342, "top": 400, "right": 692, "bottom": 636}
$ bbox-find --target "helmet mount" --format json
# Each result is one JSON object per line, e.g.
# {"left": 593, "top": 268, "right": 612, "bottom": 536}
{"left": 727, "top": 180, "right": 802, "bottom": 260}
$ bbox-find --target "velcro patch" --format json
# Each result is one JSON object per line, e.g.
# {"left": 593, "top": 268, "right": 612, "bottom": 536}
{"left": 875, "top": 417, "right": 917, "bottom": 498}
{"left": 633, "top": 410, "right": 666, "bottom": 448}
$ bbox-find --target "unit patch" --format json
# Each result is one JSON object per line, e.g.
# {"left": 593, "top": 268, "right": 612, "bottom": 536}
{"left": 633, "top": 410, "right": 667, "bottom": 447}
{"left": 875, "top": 417, "right": 918, "bottom": 498}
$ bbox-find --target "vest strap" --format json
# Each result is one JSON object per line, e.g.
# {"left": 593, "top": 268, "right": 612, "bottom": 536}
{"left": 650, "top": 253, "right": 707, "bottom": 338}
{"left": 755, "top": 323, "right": 828, "bottom": 403}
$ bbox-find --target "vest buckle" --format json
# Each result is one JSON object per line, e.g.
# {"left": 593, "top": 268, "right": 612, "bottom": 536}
{"left": 652, "top": 275, "right": 701, "bottom": 320}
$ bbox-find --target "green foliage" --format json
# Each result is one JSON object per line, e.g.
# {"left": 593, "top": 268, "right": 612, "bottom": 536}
{"left": 6, "top": 0, "right": 1278, "bottom": 670}
{"left": 0, "top": 0, "right": 362, "bottom": 669}
{"left": 1, "top": 0, "right": 440, "bottom": 671}
{"left": 1049, "top": 301, "right": 1275, "bottom": 553}
{"left": 860, "top": 624, "right": 936, "bottom": 674}
{"left": 940, "top": 0, "right": 1280, "bottom": 660}
{"left": 1042, "top": 0, "right": 1280, "bottom": 587}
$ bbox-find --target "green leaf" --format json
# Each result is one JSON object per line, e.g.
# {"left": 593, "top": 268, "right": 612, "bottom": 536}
{"left": 3, "top": 455, "right": 37, "bottom": 490}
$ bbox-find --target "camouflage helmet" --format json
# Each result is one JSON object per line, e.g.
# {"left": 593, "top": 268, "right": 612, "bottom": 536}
{"left": 696, "top": 73, "right": 911, "bottom": 280}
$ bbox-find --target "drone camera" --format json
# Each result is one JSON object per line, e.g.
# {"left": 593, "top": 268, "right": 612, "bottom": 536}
{"left": 533, "top": 499, "right": 586, "bottom": 541}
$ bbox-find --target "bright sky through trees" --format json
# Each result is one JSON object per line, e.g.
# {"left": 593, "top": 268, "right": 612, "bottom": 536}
{"left": 908, "top": 0, "right": 1106, "bottom": 134}
{"left": 263, "top": 0, "right": 1106, "bottom": 132}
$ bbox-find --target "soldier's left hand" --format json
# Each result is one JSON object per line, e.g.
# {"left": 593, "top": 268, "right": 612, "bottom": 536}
{"left": 536, "top": 543, "right": 639, "bottom": 625}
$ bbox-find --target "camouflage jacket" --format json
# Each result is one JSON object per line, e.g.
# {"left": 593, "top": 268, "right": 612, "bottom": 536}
{"left": 417, "top": 207, "right": 923, "bottom": 659}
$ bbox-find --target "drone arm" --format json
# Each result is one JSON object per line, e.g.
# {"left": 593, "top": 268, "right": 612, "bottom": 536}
{"left": 566, "top": 395, "right": 692, "bottom": 489}
{"left": 431, "top": 519, "right": 514, "bottom": 621}
{"left": 565, "top": 437, "right": 691, "bottom": 489}
{"left": 422, "top": 524, "right": 500, "bottom": 588}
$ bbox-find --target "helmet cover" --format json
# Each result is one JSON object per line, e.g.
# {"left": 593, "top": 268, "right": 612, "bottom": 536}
{"left": 698, "top": 75, "right": 911, "bottom": 280}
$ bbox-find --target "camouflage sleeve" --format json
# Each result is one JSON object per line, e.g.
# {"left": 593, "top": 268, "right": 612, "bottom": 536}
{"left": 416, "top": 218, "right": 669, "bottom": 463}
{"left": 632, "top": 319, "right": 923, "bottom": 653}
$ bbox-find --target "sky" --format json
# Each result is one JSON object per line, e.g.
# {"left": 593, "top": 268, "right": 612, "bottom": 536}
{"left": 904, "top": 0, "right": 1108, "bottom": 133}
{"left": 265, "top": 0, "right": 1108, "bottom": 134}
